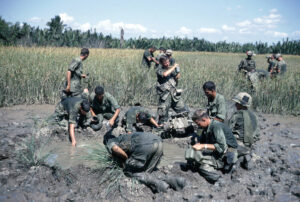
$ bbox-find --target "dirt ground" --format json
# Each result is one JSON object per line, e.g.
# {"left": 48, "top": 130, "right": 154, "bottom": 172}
{"left": 0, "top": 104, "right": 299, "bottom": 201}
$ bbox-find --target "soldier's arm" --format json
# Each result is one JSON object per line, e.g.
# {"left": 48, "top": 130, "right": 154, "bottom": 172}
{"left": 163, "top": 64, "right": 178, "bottom": 77}
{"left": 150, "top": 117, "right": 161, "bottom": 128}
{"left": 212, "top": 126, "right": 227, "bottom": 154}
{"left": 66, "top": 71, "right": 71, "bottom": 92}
{"left": 175, "top": 72, "right": 181, "bottom": 80}
{"left": 69, "top": 123, "right": 76, "bottom": 146}
{"left": 238, "top": 60, "right": 244, "bottom": 71}
{"left": 109, "top": 108, "right": 120, "bottom": 126}
{"left": 112, "top": 145, "right": 128, "bottom": 159}
{"left": 192, "top": 143, "right": 216, "bottom": 151}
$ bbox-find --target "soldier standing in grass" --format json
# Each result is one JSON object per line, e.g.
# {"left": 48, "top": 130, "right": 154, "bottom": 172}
{"left": 203, "top": 81, "right": 227, "bottom": 122}
{"left": 271, "top": 54, "right": 287, "bottom": 77}
{"left": 238, "top": 51, "right": 259, "bottom": 90}
{"left": 62, "top": 48, "right": 89, "bottom": 99}
{"left": 48, "top": 96, "right": 92, "bottom": 147}
{"left": 165, "top": 49, "right": 175, "bottom": 66}
{"left": 184, "top": 109, "right": 238, "bottom": 183}
{"left": 156, "top": 56, "right": 187, "bottom": 124}
{"left": 229, "top": 92, "right": 259, "bottom": 169}
{"left": 88, "top": 85, "right": 120, "bottom": 131}
{"left": 142, "top": 46, "right": 159, "bottom": 68}
{"left": 122, "top": 105, "right": 162, "bottom": 134}
{"left": 155, "top": 47, "right": 166, "bottom": 68}
{"left": 267, "top": 54, "right": 276, "bottom": 72}
{"left": 105, "top": 131, "right": 186, "bottom": 193}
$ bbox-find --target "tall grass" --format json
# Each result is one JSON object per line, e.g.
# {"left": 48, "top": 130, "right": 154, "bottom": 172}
{"left": 1, "top": 47, "right": 299, "bottom": 114}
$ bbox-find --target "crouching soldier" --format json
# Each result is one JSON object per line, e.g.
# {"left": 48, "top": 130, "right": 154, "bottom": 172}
{"left": 88, "top": 86, "right": 120, "bottom": 131}
{"left": 185, "top": 109, "right": 238, "bottom": 183}
{"left": 156, "top": 56, "right": 188, "bottom": 124}
{"left": 229, "top": 92, "right": 259, "bottom": 169}
{"left": 48, "top": 97, "right": 92, "bottom": 146}
{"left": 122, "top": 105, "right": 162, "bottom": 133}
{"left": 105, "top": 132, "right": 186, "bottom": 193}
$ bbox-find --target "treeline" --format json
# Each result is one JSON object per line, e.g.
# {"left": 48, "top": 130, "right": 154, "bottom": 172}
{"left": 1, "top": 15, "right": 300, "bottom": 54}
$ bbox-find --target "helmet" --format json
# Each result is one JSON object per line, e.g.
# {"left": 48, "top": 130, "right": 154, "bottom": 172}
{"left": 166, "top": 49, "right": 173, "bottom": 56}
{"left": 232, "top": 92, "right": 252, "bottom": 108}
{"left": 246, "top": 51, "right": 253, "bottom": 56}
{"left": 275, "top": 53, "right": 282, "bottom": 59}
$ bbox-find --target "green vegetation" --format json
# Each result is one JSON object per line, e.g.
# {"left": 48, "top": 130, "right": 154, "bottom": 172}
{"left": 1, "top": 16, "right": 300, "bottom": 54}
{"left": 1, "top": 47, "right": 300, "bottom": 114}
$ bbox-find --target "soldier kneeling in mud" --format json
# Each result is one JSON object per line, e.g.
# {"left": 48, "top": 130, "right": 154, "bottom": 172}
{"left": 104, "top": 132, "right": 186, "bottom": 193}
{"left": 184, "top": 109, "right": 238, "bottom": 183}
{"left": 229, "top": 92, "right": 259, "bottom": 170}
{"left": 47, "top": 96, "right": 92, "bottom": 146}
{"left": 122, "top": 104, "right": 162, "bottom": 134}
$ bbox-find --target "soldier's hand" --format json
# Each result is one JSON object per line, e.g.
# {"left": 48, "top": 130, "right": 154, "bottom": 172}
{"left": 65, "top": 85, "right": 70, "bottom": 92}
{"left": 108, "top": 119, "right": 114, "bottom": 127}
{"left": 192, "top": 143, "right": 203, "bottom": 151}
{"left": 81, "top": 74, "right": 87, "bottom": 78}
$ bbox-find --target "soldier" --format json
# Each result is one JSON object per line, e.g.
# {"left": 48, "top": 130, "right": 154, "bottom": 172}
{"left": 155, "top": 47, "right": 166, "bottom": 68}
{"left": 229, "top": 92, "right": 259, "bottom": 169}
{"left": 238, "top": 51, "right": 259, "bottom": 90}
{"left": 141, "top": 46, "right": 159, "bottom": 68}
{"left": 203, "top": 81, "right": 226, "bottom": 122}
{"left": 165, "top": 49, "right": 175, "bottom": 66}
{"left": 267, "top": 54, "right": 276, "bottom": 72}
{"left": 185, "top": 109, "right": 238, "bottom": 183}
{"left": 62, "top": 48, "right": 89, "bottom": 99}
{"left": 122, "top": 105, "right": 161, "bottom": 133}
{"left": 88, "top": 86, "right": 120, "bottom": 131}
{"left": 49, "top": 96, "right": 91, "bottom": 146}
{"left": 105, "top": 131, "right": 186, "bottom": 193}
{"left": 156, "top": 56, "right": 187, "bottom": 124}
{"left": 271, "top": 53, "right": 287, "bottom": 76}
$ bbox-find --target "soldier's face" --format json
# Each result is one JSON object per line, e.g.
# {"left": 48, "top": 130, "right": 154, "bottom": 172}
{"left": 97, "top": 94, "right": 104, "bottom": 102}
{"left": 162, "top": 60, "right": 170, "bottom": 67}
{"left": 80, "top": 108, "right": 87, "bottom": 116}
{"left": 204, "top": 89, "right": 214, "bottom": 99}
{"left": 194, "top": 118, "right": 209, "bottom": 128}
{"left": 82, "top": 54, "right": 89, "bottom": 61}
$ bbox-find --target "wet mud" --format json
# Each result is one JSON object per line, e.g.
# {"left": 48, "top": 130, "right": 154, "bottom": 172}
{"left": 0, "top": 105, "right": 300, "bottom": 201}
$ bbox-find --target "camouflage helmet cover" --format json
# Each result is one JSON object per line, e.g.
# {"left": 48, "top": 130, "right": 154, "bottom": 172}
{"left": 232, "top": 92, "right": 252, "bottom": 107}
{"left": 166, "top": 49, "right": 173, "bottom": 55}
{"left": 246, "top": 51, "right": 253, "bottom": 56}
{"left": 275, "top": 53, "right": 282, "bottom": 59}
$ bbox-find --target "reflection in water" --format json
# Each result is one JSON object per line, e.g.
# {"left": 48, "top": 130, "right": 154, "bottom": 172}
{"left": 41, "top": 139, "right": 186, "bottom": 170}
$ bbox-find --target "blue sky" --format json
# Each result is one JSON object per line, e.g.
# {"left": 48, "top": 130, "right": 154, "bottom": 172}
{"left": 1, "top": 0, "right": 300, "bottom": 43}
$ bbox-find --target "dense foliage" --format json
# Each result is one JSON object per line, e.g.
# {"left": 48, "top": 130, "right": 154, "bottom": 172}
{"left": 1, "top": 16, "right": 300, "bottom": 54}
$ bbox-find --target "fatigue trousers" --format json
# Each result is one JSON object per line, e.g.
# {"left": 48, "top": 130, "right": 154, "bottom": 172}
{"left": 157, "top": 93, "right": 186, "bottom": 124}
{"left": 125, "top": 141, "right": 163, "bottom": 174}
{"left": 47, "top": 102, "right": 68, "bottom": 127}
{"left": 90, "top": 113, "right": 119, "bottom": 131}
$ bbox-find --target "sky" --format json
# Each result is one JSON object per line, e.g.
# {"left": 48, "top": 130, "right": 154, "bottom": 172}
{"left": 1, "top": 0, "right": 300, "bottom": 43}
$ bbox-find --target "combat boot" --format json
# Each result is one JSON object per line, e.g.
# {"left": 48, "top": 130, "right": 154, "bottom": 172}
{"left": 162, "top": 176, "right": 186, "bottom": 191}
{"left": 133, "top": 173, "right": 169, "bottom": 193}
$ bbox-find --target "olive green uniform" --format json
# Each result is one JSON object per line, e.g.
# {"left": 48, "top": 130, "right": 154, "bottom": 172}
{"left": 122, "top": 106, "right": 153, "bottom": 133}
{"left": 49, "top": 97, "right": 91, "bottom": 127}
{"left": 89, "top": 92, "right": 120, "bottom": 131}
{"left": 238, "top": 57, "right": 259, "bottom": 89}
{"left": 229, "top": 109, "right": 259, "bottom": 148}
{"left": 207, "top": 93, "right": 227, "bottom": 121}
{"left": 142, "top": 49, "right": 154, "bottom": 68}
{"left": 267, "top": 58, "right": 276, "bottom": 72}
{"left": 185, "top": 119, "right": 238, "bottom": 183}
{"left": 273, "top": 60, "right": 287, "bottom": 76}
{"left": 106, "top": 132, "right": 163, "bottom": 174}
{"left": 62, "top": 57, "right": 84, "bottom": 98}
{"left": 156, "top": 65, "right": 186, "bottom": 124}
{"left": 155, "top": 53, "right": 165, "bottom": 68}
{"left": 168, "top": 57, "right": 175, "bottom": 66}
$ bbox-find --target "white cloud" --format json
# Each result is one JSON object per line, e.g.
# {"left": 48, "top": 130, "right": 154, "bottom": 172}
{"left": 29, "top": 17, "right": 42, "bottom": 23}
{"left": 265, "top": 31, "right": 288, "bottom": 38}
{"left": 197, "top": 28, "right": 221, "bottom": 34}
{"left": 236, "top": 20, "right": 252, "bottom": 27}
{"left": 176, "top": 26, "right": 192, "bottom": 36}
{"left": 223, "top": 36, "right": 229, "bottom": 40}
{"left": 226, "top": 7, "right": 232, "bottom": 11}
{"left": 59, "top": 13, "right": 74, "bottom": 24}
{"left": 258, "top": 8, "right": 263, "bottom": 12}
{"left": 95, "top": 19, "right": 147, "bottom": 34}
{"left": 270, "top": 8, "right": 278, "bottom": 13}
{"left": 291, "top": 31, "right": 300, "bottom": 36}
{"left": 79, "top": 22, "right": 91, "bottom": 32}
{"left": 222, "top": 24, "right": 235, "bottom": 31}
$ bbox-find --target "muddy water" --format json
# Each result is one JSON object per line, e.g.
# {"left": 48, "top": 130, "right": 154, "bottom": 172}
{"left": 40, "top": 138, "right": 186, "bottom": 170}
